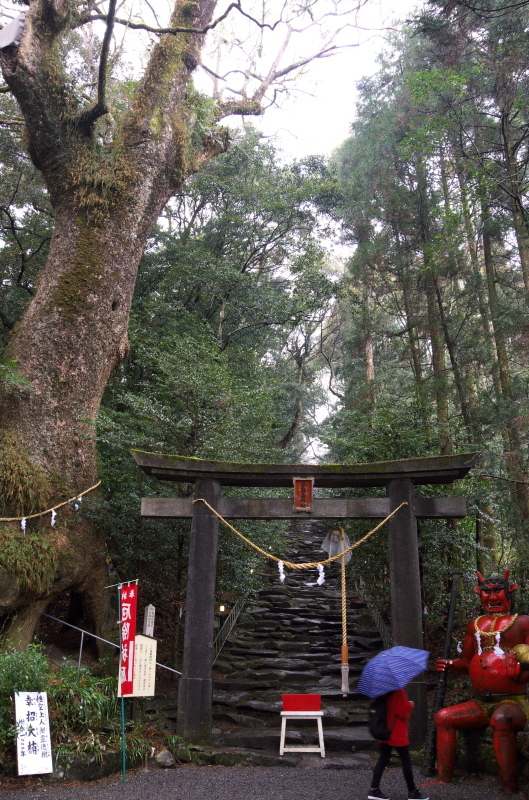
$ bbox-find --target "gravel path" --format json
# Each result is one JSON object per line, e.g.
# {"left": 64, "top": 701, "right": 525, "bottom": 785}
{"left": 0, "top": 764, "right": 509, "bottom": 800}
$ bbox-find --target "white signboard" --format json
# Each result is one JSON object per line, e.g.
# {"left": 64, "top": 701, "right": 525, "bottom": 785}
{"left": 118, "top": 633, "right": 157, "bottom": 697}
{"left": 15, "top": 692, "right": 53, "bottom": 775}
{"left": 133, "top": 634, "right": 157, "bottom": 697}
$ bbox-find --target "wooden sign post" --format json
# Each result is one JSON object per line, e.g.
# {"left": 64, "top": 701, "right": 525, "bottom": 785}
{"left": 143, "top": 604, "right": 156, "bottom": 637}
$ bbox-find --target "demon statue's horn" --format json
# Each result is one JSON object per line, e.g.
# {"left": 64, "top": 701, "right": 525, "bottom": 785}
{"left": 476, "top": 571, "right": 485, "bottom": 584}
{"left": 502, "top": 569, "right": 518, "bottom": 592}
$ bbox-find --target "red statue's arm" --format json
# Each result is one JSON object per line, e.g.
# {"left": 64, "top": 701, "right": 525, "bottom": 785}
{"left": 511, "top": 616, "right": 529, "bottom": 682}
{"left": 436, "top": 621, "right": 474, "bottom": 673}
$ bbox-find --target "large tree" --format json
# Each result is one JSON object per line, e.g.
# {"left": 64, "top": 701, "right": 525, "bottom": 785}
{"left": 0, "top": 0, "right": 362, "bottom": 648}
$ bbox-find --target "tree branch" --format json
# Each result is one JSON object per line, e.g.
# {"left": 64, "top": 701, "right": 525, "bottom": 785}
{"left": 75, "top": 0, "right": 117, "bottom": 133}
{"left": 0, "top": 306, "right": 14, "bottom": 331}
{"left": 88, "top": 2, "right": 285, "bottom": 38}
{"left": 450, "top": 0, "right": 529, "bottom": 18}
{"left": 213, "top": 98, "right": 263, "bottom": 118}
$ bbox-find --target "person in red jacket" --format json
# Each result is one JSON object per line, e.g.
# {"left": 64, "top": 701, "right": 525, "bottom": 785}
{"left": 368, "top": 689, "right": 429, "bottom": 800}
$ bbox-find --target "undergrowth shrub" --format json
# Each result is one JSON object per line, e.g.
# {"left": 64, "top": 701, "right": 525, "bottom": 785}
{"left": 0, "top": 644, "right": 50, "bottom": 757}
{"left": 48, "top": 660, "right": 119, "bottom": 744}
{"left": 0, "top": 645, "right": 150, "bottom": 762}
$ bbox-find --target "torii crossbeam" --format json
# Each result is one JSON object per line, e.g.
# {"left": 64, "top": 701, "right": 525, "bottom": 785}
{"left": 133, "top": 450, "right": 478, "bottom": 746}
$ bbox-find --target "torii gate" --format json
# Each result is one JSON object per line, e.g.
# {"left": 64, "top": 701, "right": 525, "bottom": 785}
{"left": 132, "top": 450, "right": 478, "bottom": 746}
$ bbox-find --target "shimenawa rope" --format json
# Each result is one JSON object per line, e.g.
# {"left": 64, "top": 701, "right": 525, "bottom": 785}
{"left": 0, "top": 480, "right": 102, "bottom": 522}
{"left": 192, "top": 498, "right": 408, "bottom": 569}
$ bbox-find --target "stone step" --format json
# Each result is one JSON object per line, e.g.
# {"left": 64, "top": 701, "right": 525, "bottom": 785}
{"left": 249, "top": 657, "right": 325, "bottom": 669}
{"left": 207, "top": 747, "right": 300, "bottom": 767}
{"left": 211, "top": 519, "right": 384, "bottom": 754}
{"left": 211, "top": 726, "right": 376, "bottom": 753}
{"left": 231, "top": 669, "right": 323, "bottom": 683}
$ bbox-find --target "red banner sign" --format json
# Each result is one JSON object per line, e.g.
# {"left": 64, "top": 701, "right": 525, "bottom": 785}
{"left": 119, "top": 581, "right": 138, "bottom": 696}
{"left": 293, "top": 477, "right": 314, "bottom": 511}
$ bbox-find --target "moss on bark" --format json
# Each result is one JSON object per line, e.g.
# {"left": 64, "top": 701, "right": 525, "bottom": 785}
{"left": 0, "top": 528, "right": 59, "bottom": 594}
{"left": 0, "top": 432, "right": 51, "bottom": 515}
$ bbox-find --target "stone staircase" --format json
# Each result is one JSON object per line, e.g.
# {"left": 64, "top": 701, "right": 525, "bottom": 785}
{"left": 210, "top": 519, "right": 385, "bottom": 765}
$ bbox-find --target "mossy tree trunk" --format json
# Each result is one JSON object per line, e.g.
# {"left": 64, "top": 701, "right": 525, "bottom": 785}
{"left": 0, "top": 0, "right": 229, "bottom": 649}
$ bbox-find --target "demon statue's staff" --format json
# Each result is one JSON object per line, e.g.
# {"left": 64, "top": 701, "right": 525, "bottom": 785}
{"left": 435, "top": 571, "right": 529, "bottom": 795}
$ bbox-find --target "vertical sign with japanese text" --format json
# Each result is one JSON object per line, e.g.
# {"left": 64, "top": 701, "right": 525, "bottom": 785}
{"left": 143, "top": 604, "right": 155, "bottom": 637}
{"left": 118, "top": 580, "right": 138, "bottom": 697}
{"left": 15, "top": 692, "right": 53, "bottom": 775}
{"left": 293, "top": 477, "right": 314, "bottom": 511}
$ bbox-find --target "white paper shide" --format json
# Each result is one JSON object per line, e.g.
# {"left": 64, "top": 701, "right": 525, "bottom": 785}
{"left": 15, "top": 692, "right": 53, "bottom": 775}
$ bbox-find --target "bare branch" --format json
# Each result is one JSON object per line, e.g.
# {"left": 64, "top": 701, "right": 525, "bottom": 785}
{"left": 263, "top": 41, "right": 349, "bottom": 86}
{"left": 88, "top": 2, "right": 286, "bottom": 38}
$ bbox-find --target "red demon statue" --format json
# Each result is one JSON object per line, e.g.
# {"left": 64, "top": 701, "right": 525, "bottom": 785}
{"left": 435, "top": 570, "right": 529, "bottom": 795}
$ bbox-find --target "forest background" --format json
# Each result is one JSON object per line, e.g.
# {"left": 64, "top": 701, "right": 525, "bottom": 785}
{"left": 0, "top": 0, "right": 527, "bottom": 672}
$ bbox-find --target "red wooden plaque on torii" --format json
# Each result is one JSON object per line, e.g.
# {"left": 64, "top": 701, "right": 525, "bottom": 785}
{"left": 293, "top": 477, "right": 314, "bottom": 511}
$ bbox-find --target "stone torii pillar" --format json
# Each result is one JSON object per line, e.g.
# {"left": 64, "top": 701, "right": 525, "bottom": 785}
{"left": 177, "top": 479, "right": 220, "bottom": 741}
{"left": 387, "top": 478, "right": 427, "bottom": 745}
{"left": 132, "top": 450, "right": 478, "bottom": 745}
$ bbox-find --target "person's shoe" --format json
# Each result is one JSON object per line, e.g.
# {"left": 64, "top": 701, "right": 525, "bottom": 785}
{"left": 368, "top": 790, "right": 390, "bottom": 800}
{"left": 408, "top": 790, "right": 429, "bottom": 800}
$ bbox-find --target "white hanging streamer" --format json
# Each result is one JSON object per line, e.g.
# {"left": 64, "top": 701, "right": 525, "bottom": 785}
{"left": 278, "top": 560, "right": 286, "bottom": 582}
{"left": 457, "top": 640, "right": 463, "bottom": 654}
{"left": 50, "top": 509, "right": 56, "bottom": 527}
{"left": 20, "top": 517, "right": 26, "bottom": 532}
{"left": 317, "top": 564, "right": 325, "bottom": 585}
{"left": 74, "top": 496, "right": 82, "bottom": 511}
{"left": 475, "top": 630, "right": 482, "bottom": 655}
{"left": 493, "top": 630, "right": 504, "bottom": 656}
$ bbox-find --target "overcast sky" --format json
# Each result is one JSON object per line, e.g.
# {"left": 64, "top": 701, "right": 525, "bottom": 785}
{"left": 247, "top": 0, "right": 421, "bottom": 158}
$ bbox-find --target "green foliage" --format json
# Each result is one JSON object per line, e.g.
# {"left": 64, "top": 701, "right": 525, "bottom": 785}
{"left": 183, "top": 86, "right": 218, "bottom": 152}
{"left": 92, "top": 128, "right": 338, "bottom": 599}
{"left": 167, "top": 733, "right": 193, "bottom": 763}
{"left": 49, "top": 661, "right": 149, "bottom": 761}
{"left": 0, "top": 95, "right": 52, "bottom": 349}
{"left": 0, "top": 646, "right": 150, "bottom": 763}
{"left": 48, "top": 661, "right": 118, "bottom": 744}
{"left": 51, "top": 661, "right": 150, "bottom": 761}
{"left": 0, "top": 360, "right": 32, "bottom": 397}
{"left": 0, "top": 644, "right": 50, "bottom": 757}
{"left": 322, "top": 398, "right": 439, "bottom": 464}
{"left": 324, "top": 12, "right": 529, "bottom": 621}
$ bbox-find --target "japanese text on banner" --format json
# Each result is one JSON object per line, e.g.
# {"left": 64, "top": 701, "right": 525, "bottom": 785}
{"left": 119, "top": 580, "right": 138, "bottom": 696}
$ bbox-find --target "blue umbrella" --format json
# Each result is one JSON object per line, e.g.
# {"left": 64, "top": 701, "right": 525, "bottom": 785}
{"left": 357, "top": 645, "right": 429, "bottom": 698}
